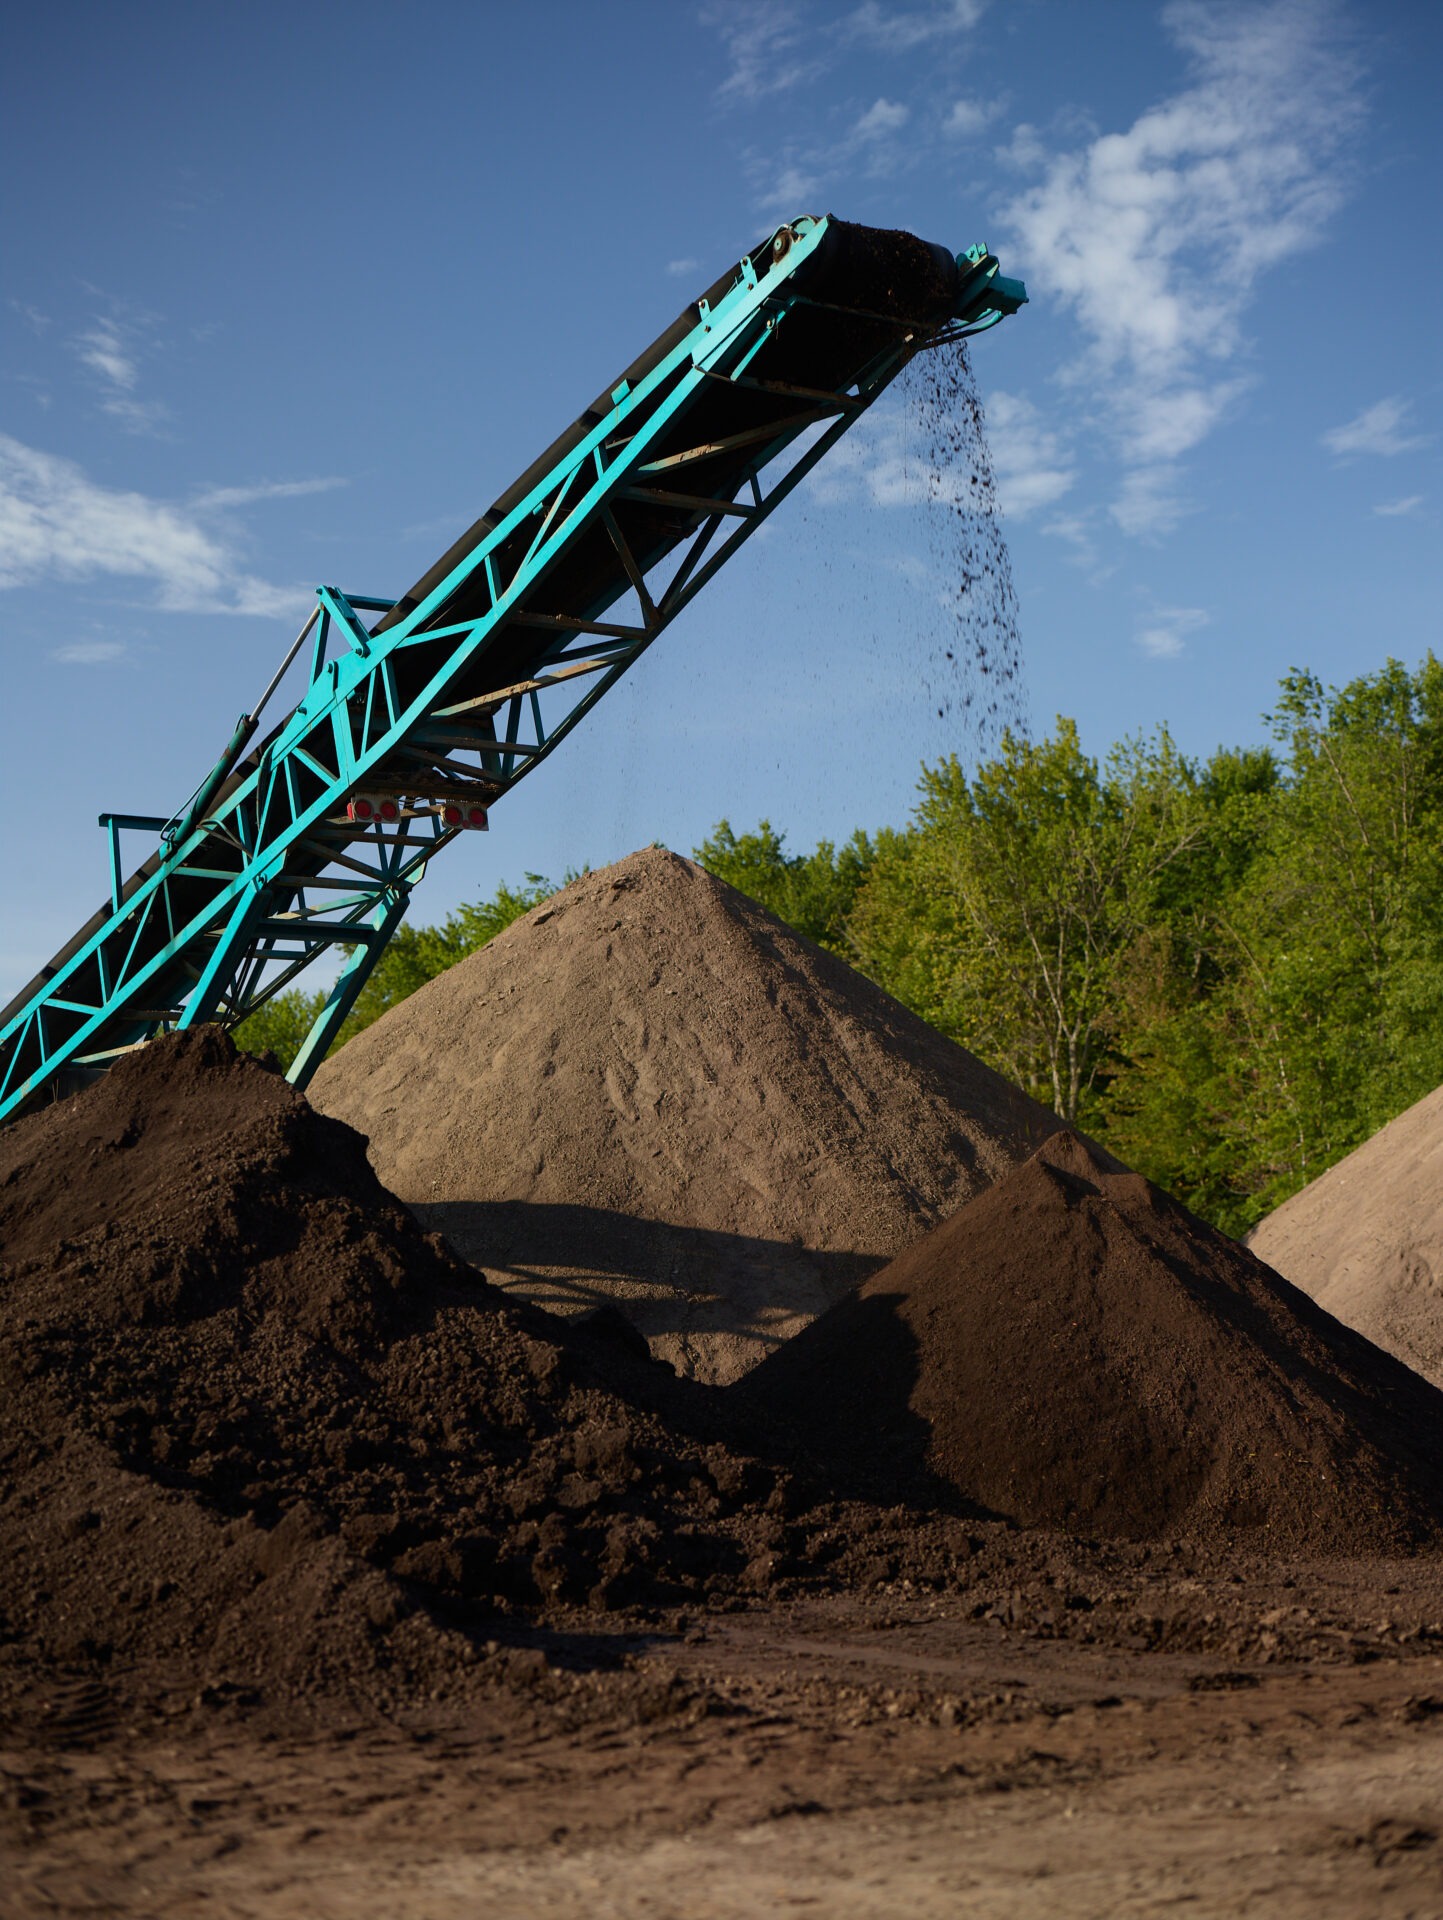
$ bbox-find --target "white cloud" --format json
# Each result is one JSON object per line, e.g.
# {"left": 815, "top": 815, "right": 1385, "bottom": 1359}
{"left": 0, "top": 433, "right": 312, "bottom": 616}
{"left": 1136, "top": 604, "right": 1208, "bottom": 658}
{"left": 705, "top": 2, "right": 823, "bottom": 103}
{"left": 983, "top": 391, "right": 1075, "bottom": 518}
{"left": 944, "top": 96, "right": 1000, "bottom": 139}
{"left": 100, "top": 395, "right": 170, "bottom": 433}
{"left": 191, "top": 476, "right": 347, "bottom": 511}
{"left": 51, "top": 639, "right": 129, "bottom": 665}
{"left": 1374, "top": 494, "right": 1424, "bottom": 518}
{"left": 1111, "top": 466, "right": 1190, "bottom": 539}
{"left": 1122, "top": 379, "right": 1248, "bottom": 464}
{"left": 665, "top": 257, "right": 700, "bottom": 278}
{"left": 70, "top": 311, "right": 171, "bottom": 434}
{"left": 1042, "top": 511, "right": 1116, "bottom": 584}
{"left": 803, "top": 381, "right": 1069, "bottom": 520}
{"left": 749, "top": 84, "right": 915, "bottom": 212}
{"left": 1002, "top": 1, "right": 1362, "bottom": 535}
{"left": 855, "top": 97, "right": 910, "bottom": 140}
{"left": 6, "top": 370, "right": 52, "bottom": 412}
{"left": 1322, "top": 397, "right": 1430, "bottom": 458}
{"left": 74, "top": 319, "right": 138, "bottom": 392}
{"left": 11, "top": 301, "right": 52, "bottom": 336}
{"left": 842, "top": 0, "right": 985, "bottom": 51}
{"left": 756, "top": 161, "right": 824, "bottom": 216}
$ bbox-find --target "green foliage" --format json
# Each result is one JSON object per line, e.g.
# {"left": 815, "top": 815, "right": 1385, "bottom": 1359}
{"left": 693, "top": 819, "right": 873, "bottom": 955}
{"left": 847, "top": 721, "right": 1206, "bottom": 1126}
{"left": 234, "top": 871, "right": 561, "bottom": 1071}
{"left": 703, "top": 655, "right": 1443, "bottom": 1238}
{"left": 232, "top": 984, "right": 327, "bottom": 1072}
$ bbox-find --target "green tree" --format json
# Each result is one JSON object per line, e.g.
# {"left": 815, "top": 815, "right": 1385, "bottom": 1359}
{"left": 235, "top": 871, "right": 561, "bottom": 1070}
{"left": 1200, "top": 656, "right": 1443, "bottom": 1221}
{"left": 1106, "top": 656, "right": 1443, "bottom": 1233}
{"left": 693, "top": 819, "right": 873, "bottom": 955}
{"left": 852, "top": 721, "right": 1204, "bottom": 1124}
{"left": 1091, "top": 743, "right": 1279, "bottom": 1230}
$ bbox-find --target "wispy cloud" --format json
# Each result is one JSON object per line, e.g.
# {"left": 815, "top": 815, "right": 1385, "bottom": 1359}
{"left": 1001, "top": 1, "right": 1363, "bottom": 538}
{"left": 1322, "top": 396, "right": 1431, "bottom": 458}
{"left": 1373, "top": 494, "right": 1424, "bottom": 518}
{"left": 70, "top": 309, "right": 169, "bottom": 434}
{"left": 1111, "top": 466, "right": 1190, "bottom": 540}
{"left": 6, "top": 370, "right": 52, "bottom": 412}
{"left": 854, "top": 96, "right": 910, "bottom": 140}
{"left": 1042, "top": 510, "right": 1115, "bottom": 584}
{"left": 841, "top": 1, "right": 986, "bottom": 51}
{"left": 1136, "top": 603, "right": 1208, "bottom": 658}
{"left": 749, "top": 89, "right": 917, "bottom": 212}
{"left": 10, "top": 300, "right": 52, "bottom": 336}
{"left": 803, "top": 384, "right": 1063, "bottom": 521}
{"left": 51, "top": 639, "right": 129, "bottom": 665}
{"left": 709, "top": 0, "right": 983, "bottom": 101}
{"left": 0, "top": 433, "right": 314, "bottom": 616}
{"left": 983, "top": 391, "right": 1075, "bottom": 518}
{"left": 943, "top": 95, "right": 1001, "bottom": 139}
{"left": 665, "top": 257, "right": 701, "bottom": 278}
{"left": 754, "top": 159, "right": 825, "bottom": 216}
{"left": 705, "top": 2, "right": 824, "bottom": 104}
{"left": 74, "top": 319, "right": 138, "bottom": 392}
{"left": 190, "top": 476, "right": 347, "bottom": 511}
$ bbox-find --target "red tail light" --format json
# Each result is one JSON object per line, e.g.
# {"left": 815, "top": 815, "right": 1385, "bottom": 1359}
{"left": 347, "top": 794, "right": 402, "bottom": 826}
{"left": 441, "top": 800, "right": 489, "bottom": 830}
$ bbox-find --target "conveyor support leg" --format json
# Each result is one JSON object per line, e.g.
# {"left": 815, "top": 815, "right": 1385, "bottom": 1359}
{"left": 285, "top": 887, "right": 411, "bottom": 1090}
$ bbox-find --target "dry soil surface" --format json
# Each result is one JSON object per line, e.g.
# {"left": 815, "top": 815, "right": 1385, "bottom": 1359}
{"left": 1248, "top": 1081, "right": 1443, "bottom": 1391}
{"left": 7, "top": 1577, "right": 1443, "bottom": 1919}
{"left": 309, "top": 849, "right": 1061, "bottom": 1383}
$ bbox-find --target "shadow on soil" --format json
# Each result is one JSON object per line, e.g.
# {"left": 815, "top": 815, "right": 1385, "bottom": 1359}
{"left": 412, "top": 1197, "right": 887, "bottom": 1359}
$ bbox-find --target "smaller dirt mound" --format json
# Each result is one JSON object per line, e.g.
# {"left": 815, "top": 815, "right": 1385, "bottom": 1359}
{"left": 1247, "top": 1083, "right": 1443, "bottom": 1390}
{"left": 0, "top": 1031, "right": 792, "bottom": 1717}
{"left": 743, "top": 1132, "right": 1443, "bottom": 1552}
{"left": 310, "top": 848, "right": 1061, "bottom": 1384}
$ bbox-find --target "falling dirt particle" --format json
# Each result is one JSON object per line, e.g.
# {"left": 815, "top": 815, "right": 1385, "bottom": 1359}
{"left": 898, "top": 340, "right": 1026, "bottom": 752}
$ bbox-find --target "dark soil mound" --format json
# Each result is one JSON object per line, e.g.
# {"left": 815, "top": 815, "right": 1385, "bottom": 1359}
{"left": 743, "top": 1132, "right": 1443, "bottom": 1553}
{"left": 310, "top": 848, "right": 1060, "bottom": 1383}
{"left": 0, "top": 1032, "right": 798, "bottom": 1714}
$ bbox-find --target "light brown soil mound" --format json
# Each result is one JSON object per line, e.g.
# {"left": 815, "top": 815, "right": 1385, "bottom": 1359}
{"left": 310, "top": 847, "right": 1061, "bottom": 1382}
{"left": 1246, "top": 1084, "right": 1443, "bottom": 1389}
{"left": 743, "top": 1132, "right": 1443, "bottom": 1552}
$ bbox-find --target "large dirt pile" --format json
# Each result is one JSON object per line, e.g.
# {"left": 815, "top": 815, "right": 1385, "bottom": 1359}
{"left": 0, "top": 1031, "right": 801, "bottom": 1713}
{"left": 1247, "top": 1084, "right": 1443, "bottom": 1390}
{"left": 743, "top": 1131, "right": 1443, "bottom": 1552}
{"left": 310, "top": 848, "right": 1061, "bottom": 1382}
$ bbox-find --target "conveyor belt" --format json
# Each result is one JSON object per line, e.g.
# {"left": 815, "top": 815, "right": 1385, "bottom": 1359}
{"left": 0, "top": 216, "right": 1024, "bottom": 1124}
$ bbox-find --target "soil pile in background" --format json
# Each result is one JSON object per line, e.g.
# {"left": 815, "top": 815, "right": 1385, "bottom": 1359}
{"left": 0, "top": 1032, "right": 804, "bottom": 1715}
{"left": 310, "top": 848, "right": 1060, "bottom": 1383}
{"left": 744, "top": 1131, "right": 1443, "bottom": 1553}
{"left": 1247, "top": 1084, "right": 1443, "bottom": 1390}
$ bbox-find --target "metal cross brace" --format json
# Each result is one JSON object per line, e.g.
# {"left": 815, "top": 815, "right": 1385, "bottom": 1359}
{"left": 0, "top": 216, "right": 1025, "bottom": 1123}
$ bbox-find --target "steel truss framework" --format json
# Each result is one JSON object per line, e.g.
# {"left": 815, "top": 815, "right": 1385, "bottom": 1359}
{"left": 0, "top": 219, "right": 1025, "bottom": 1123}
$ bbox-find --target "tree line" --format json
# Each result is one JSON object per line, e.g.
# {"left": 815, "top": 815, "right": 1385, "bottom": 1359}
{"left": 239, "top": 654, "right": 1443, "bottom": 1238}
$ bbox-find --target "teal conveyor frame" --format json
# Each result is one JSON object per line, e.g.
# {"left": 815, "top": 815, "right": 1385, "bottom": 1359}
{"left": 0, "top": 217, "right": 1025, "bottom": 1124}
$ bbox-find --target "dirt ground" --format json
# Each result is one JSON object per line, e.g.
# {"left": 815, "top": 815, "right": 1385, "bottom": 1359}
{"left": 7, "top": 1041, "right": 1443, "bottom": 1915}
{"left": 7, "top": 1566, "right": 1443, "bottom": 1920}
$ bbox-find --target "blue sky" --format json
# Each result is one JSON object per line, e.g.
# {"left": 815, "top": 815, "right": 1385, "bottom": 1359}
{"left": 2, "top": 0, "right": 1439, "bottom": 1002}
